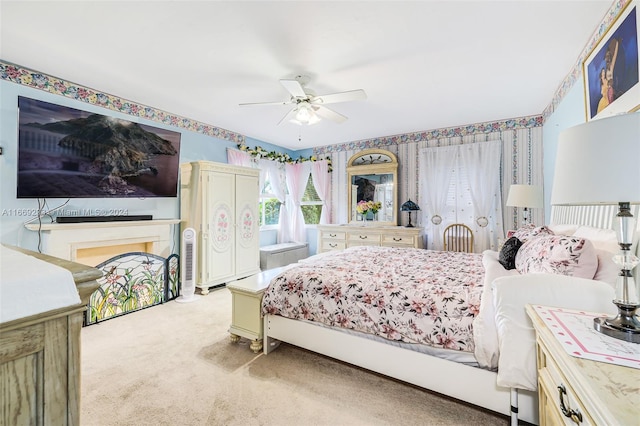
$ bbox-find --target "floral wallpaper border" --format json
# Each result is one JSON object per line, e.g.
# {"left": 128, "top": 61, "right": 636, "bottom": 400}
{"left": 313, "top": 115, "right": 543, "bottom": 155}
{"left": 0, "top": 60, "right": 245, "bottom": 144}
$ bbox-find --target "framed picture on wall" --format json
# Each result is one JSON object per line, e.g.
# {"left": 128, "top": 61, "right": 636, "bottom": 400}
{"left": 583, "top": 0, "right": 639, "bottom": 121}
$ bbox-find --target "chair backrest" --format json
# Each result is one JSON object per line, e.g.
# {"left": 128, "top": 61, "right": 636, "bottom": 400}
{"left": 443, "top": 223, "right": 474, "bottom": 253}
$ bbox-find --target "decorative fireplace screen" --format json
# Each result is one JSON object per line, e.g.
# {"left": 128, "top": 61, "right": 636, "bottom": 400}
{"left": 84, "top": 252, "right": 179, "bottom": 326}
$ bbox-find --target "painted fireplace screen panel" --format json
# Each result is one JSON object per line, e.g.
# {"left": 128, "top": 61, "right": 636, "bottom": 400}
{"left": 84, "top": 252, "right": 179, "bottom": 326}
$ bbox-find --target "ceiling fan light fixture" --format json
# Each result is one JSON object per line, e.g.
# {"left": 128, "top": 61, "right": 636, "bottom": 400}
{"left": 242, "top": 75, "right": 366, "bottom": 126}
{"left": 291, "top": 103, "right": 320, "bottom": 125}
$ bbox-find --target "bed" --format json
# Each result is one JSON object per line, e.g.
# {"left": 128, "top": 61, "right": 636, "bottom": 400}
{"left": 261, "top": 205, "right": 639, "bottom": 425}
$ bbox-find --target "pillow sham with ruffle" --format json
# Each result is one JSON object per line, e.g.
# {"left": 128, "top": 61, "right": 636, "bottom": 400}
{"left": 512, "top": 225, "right": 554, "bottom": 243}
{"left": 515, "top": 235, "right": 598, "bottom": 279}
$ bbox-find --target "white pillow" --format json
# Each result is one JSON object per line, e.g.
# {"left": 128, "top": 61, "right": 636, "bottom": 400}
{"left": 573, "top": 225, "right": 619, "bottom": 253}
{"left": 593, "top": 248, "right": 619, "bottom": 287}
{"left": 492, "top": 275, "right": 617, "bottom": 391}
{"left": 472, "top": 250, "right": 519, "bottom": 370}
{"left": 547, "top": 223, "right": 579, "bottom": 236}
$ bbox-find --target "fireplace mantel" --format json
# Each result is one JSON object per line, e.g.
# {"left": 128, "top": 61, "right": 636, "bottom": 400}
{"left": 25, "top": 219, "right": 180, "bottom": 266}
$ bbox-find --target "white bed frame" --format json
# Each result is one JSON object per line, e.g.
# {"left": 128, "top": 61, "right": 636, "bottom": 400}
{"left": 262, "top": 205, "right": 640, "bottom": 425}
{"left": 263, "top": 315, "right": 537, "bottom": 422}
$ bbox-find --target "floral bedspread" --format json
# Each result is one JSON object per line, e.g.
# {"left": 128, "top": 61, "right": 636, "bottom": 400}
{"left": 261, "top": 246, "right": 485, "bottom": 352}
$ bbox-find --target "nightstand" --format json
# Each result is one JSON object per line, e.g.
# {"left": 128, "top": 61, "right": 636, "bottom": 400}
{"left": 227, "top": 267, "right": 285, "bottom": 353}
{"left": 526, "top": 304, "right": 640, "bottom": 425}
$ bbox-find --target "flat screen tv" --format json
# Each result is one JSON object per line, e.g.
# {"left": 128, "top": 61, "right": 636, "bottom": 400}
{"left": 17, "top": 96, "right": 181, "bottom": 198}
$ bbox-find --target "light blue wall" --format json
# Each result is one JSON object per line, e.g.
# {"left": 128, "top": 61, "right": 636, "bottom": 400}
{"left": 0, "top": 79, "right": 298, "bottom": 252}
{"left": 541, "top": 83, "right": 589, "bottom": 222}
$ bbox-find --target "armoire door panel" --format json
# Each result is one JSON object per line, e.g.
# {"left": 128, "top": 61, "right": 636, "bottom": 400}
{"left": 206, "top": 171, "right": 236, "bottom": 282}
{"left": 235, "top": 174, "right": 259, "bottom": 276}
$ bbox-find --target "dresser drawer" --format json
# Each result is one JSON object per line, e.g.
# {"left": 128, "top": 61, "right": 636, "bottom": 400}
{"left": 347, "top": 233, "right": 381, "bottom": 245}
{"left": 322, "top": 231, "right": 346, "bottom": 241}
{"left": 321, "top": 240, "right": 346, "bottom": 251}
{"left": 539, "top": 368, "right": 591, "bottom": 425}
{"left": 538, "top": 339, "right": 591, "bottom": 425}
{"left": 317, "top": 225, "right": 423, "bottom": 253}
{"left": 381, "top": 234, "right": 416, "bottom": 247}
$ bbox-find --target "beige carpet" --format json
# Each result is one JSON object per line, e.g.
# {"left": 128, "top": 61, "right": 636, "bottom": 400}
{"left": 81, "top": 287, "right": 509, "bottom": 426}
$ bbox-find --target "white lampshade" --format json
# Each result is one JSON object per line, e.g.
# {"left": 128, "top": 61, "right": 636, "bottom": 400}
{"left": 506, "top": 184, "right": 543, "bottom": 208}
{"left": 551, "top": 112, "right": 640, "bottom": 206}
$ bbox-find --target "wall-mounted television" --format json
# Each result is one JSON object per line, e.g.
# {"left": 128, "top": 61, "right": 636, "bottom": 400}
{"left": 17, "top": 96, "right": 181, "bottom": 198}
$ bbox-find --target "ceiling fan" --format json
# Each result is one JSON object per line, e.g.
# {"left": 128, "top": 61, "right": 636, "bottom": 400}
{"left": 239, "top": 75, "right": 367, "bottom": 126}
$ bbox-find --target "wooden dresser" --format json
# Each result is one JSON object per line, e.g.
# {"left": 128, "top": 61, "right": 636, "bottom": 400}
{"left": 317, "top": 224, "right": 424, "bottom": 253}
{"left": 526, "top": 304, "right": 640, "bottom": 425}
{"left": 1, "top": 246, "right": 101, "bottom": 426}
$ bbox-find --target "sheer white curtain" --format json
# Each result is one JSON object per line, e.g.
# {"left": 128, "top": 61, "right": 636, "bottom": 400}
{"left": 310, "top": 160, "right": 331, "bottom": 224}
{"left": 418, "top": 145, "right": 457, "bottom": 250}
{"left": 260, "top": 159, "right": 290, "bottom": 243}
{"left": 256, "top": 158, "right": 270, "bottom": 199}
{"left": 459, "top": 140, "right": 503, "bottom": 251}
{"left": 285, "top": 162, "right": 310, "bottom": 243}
{"left": 226, "top": 148, "right": 253, "bottom": 167}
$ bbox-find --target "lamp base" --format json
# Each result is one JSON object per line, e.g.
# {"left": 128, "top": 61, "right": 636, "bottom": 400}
{"left": 405, "top": 212, "right": 414, "bottom": 228}
{"left": 593, "top": 302, "right": 640, "bottom": 344}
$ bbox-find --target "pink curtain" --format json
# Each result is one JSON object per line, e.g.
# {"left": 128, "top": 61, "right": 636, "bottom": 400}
{"left": 285, "top": 162, "right": 310, "bottom": 243}
{"left": 310, "top": 160, "right": 331, "bottom": 224}
{"left": 226, "top": 148, "right": 252, "bottom": 167}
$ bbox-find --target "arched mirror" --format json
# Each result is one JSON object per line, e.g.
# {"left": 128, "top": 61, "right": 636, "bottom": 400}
{"left": 347, "top": 149, "right": 398, "bottom": 225}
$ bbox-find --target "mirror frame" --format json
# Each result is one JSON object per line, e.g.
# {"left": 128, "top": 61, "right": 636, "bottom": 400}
{"left": 346, "top": 148, "right": 398, "bottom": 225}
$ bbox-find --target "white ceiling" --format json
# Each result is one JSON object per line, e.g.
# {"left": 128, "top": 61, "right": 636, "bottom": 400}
{"left": 1, "top": 1, "right": 613, "bottom": 150}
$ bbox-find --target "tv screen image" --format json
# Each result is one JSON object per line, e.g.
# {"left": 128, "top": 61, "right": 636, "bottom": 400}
{"left": 17, "top": 96, "right": 181, "bottom": 198}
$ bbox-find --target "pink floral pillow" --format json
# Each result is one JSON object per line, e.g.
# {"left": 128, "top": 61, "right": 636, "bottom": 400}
{"left": 515, "top": 235, "right": 598, "bottom": 279}
{"left": 512, "top": 225, "right": 555, "bottom": 243}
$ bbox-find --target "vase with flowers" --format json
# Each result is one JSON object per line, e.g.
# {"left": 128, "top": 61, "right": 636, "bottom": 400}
{"left": 356, "top": 200, "right": 382, "bottom": 222}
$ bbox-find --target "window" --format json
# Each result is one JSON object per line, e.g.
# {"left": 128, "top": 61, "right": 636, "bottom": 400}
{"left": 259, "top": 170, "right": 323, "bottom": 227}
{"left": 259, "top": 177, "right": 281, "bottom": 227}
{"left": 443, "top": 156, "right": 474, "bottom": 227}
{"left": 300, "top": 174, "right": 322, "bottom": 225}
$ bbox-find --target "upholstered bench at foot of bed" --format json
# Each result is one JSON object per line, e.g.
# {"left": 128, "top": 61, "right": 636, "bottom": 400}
{"left": 259, "top": 242, "right": 309, "bottom": 270}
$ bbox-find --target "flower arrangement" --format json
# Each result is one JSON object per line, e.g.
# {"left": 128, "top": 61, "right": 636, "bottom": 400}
{"left": 356, "top": 200, "right": 382, "bottom": 215}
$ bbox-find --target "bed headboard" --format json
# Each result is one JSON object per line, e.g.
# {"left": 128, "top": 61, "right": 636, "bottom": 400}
{"left": 549, "top": 205, "right": 620, "bottom": 229}
{"left": 550, "top": 203, "right": 640, "bottom": 234}
{"left": 549, "top": 204, "right": 640, "bottom": 280}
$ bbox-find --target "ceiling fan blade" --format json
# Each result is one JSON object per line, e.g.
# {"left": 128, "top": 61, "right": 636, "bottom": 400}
{"left": 277, "top": 107, "right": 299, "bottom": 126}
{"left": 280, "top": 78, "right": 307, "bottom": 98}
{"left": 313, "top": 105, "right": 348, "bottom": 123}
{"left": 239, "top": 100, "right": 293, "bottom": 107}
{"left": 312, "top": 89, "right": 367, "bottom": 105}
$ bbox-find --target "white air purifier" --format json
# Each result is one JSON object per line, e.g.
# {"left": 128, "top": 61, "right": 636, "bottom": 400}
{"left": 175, "top": 227, "right": 198, "bottom": 303}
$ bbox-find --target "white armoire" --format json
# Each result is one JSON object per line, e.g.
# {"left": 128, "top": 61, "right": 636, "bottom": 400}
{"left": 180, "top": 161, "right": 260, "bottom": 294}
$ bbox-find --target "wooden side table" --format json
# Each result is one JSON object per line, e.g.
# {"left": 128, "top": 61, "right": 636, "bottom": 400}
{"left": 227, "top": 267, "right": 286, "bottom": 353}
{"left": 526, "top": 304, "right": 640, "bottom": 425}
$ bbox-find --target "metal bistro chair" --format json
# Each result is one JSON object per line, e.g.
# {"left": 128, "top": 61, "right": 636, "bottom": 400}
{"left": 443, "top": 223, "right": 474, "bottom": 253}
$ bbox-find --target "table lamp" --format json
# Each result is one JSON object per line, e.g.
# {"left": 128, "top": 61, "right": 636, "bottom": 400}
{"left": 506, "top": 184, "right": 543, "bottom": 226}
{"left": 551, "top": 112, "right": 640, "bottom": 343}
{"left": 401, "top": 199, "right": 420, "bottom": 228}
